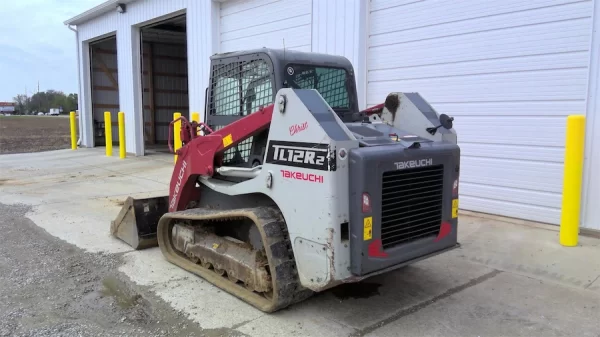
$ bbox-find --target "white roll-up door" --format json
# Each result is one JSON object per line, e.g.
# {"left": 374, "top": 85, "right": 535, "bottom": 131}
{"left": 367, "top": 0, "right": 594, "bottom": 224}
{"left": 220, "top": 0, "right": 312, "bottom": 53}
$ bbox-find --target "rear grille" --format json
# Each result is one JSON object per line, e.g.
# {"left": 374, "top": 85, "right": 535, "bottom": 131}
{"left": 381, "top": 165, "right": 444, "bottom": 249}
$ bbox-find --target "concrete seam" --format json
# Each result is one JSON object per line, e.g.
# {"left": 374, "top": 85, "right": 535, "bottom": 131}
{"left": 323, "top": 317, "right": 362, "bottom": 335}
{"left": 464, "top": 255, "right": 593, "bottom": 292}
{"left": 147, "top": 277, "right": 198, "bottom": 289}
{"left": 349, "top": 269, "right": 502, "bottom": 337}
{"left": 231, "top": 314, "right": 265, "bottom": 330}
{"left": 107, "top": 250, "right": 135, "bottom": 258}
{"left": 584, "top": 274, "right": 600, "bottom": 289}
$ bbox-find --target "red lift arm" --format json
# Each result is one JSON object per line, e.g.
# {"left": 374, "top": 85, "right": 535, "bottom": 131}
{"left": 167, "top": 105, "right": 275, "bottom": 212}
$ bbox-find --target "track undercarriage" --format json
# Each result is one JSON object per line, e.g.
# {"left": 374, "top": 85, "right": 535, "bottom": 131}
{"left": 156, "top": 206, "right": 313, "bottom": 312}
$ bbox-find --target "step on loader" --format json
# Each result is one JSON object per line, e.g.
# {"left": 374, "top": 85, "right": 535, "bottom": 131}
{"left": 110, "top": 48, "right": 461, "bottom": 312}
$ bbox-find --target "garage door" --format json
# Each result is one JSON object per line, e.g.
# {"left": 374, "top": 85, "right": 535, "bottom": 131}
{"left": 220, "top": 0, "right": 312, "bottom": 53}
{"left": 367, "top": 0, "right": 593, "bottom": 224}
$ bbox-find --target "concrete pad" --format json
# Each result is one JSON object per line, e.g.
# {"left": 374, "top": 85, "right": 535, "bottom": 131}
{"left": 65, "top": 151, "right": 173, "bottom": 185}
{"left": 119, "top": 248, "right": 197, "bottom": 286}
{"left": 0, "top": 150, "right": 169, "bottom": 254}
{"left": 119, "top": 243, "right": 494, "bottom": 335}
{"left": 300, "top": 254, "right": 495, "bottom": 330}
{"left": 120, "top": 248, "right": 352, "bottom": 333}
{"left": 24, "top": 198, "right": 134, "bottom": 254}
{"left": 236, "top": 307, "right": 354, "bottom": 337}
{"left": 3, "top": 148, "right": 600, "bottom": 336}
{"left": 152, "top": 279, "right": 265, "bottom": 330}
{"left": 2, "top": 173, "right": 166, "bottom": 206}
{"left": 19, "top": 189, "right": 171, "bottom": 254}
{"left": 121, "top": 249, "right": 265, "bottom": 330}
{"left": 366, "top": 272, "right": 600, "bottom": 337}
{"left": 0, "top": 149, "right": 97, "bottom": 167}
{"left": 0, "top": 167, "right": 125, "bottom": 195}
{"left": 0, "top": 156, "right": 88, "bottom": 180}
{"left": 455, "top": 215, "right": 600, "bottom": 293}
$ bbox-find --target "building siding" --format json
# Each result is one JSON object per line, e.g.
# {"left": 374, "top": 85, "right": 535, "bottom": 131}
{"left": 219, "top": 0, "right": 312, "bottom": 53}
{"left": 186, "top": 0, "right": 217, "bottom": 123}
{"left": 78, "top": 10, "right": 118, "bottom": 42}
{"left": 74, "top": 0, "right": 215, "bottom": 155}
{"left": 582, "top": 0, "right": 600, "bottom": 230}
{"left": 69, "top": 0, "right": 599, "bottom": 229}
{"left": 311, "top": 0, "right": 367, "bottom": 109}
{"left": 367, "top": 0, "right": 594, "bottom": 225}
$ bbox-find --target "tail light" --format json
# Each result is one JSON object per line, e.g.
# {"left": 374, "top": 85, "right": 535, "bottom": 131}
{"left": 362, "top": 192, "right": 371, "bottom": 213}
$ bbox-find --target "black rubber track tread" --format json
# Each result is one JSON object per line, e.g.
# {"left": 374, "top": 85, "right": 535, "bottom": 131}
{"left": 156, "top": 206, "right": 314, "bottom": 312}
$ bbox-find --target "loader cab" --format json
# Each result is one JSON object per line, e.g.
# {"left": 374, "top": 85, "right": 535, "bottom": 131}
{"left": 203, "top": 48, "right": 360, "bottom": 168}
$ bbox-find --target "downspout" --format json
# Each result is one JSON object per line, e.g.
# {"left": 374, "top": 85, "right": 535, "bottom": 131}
{"left": 67, "top": 24, "right": 83, "bottom": 146}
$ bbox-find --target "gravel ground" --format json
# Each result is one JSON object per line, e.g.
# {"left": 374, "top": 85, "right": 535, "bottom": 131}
{"left": 0, "top": 202, "right": 239, "bottom": 337}
{"left": 0, "top": 116, "right": 72, "bottom": 154}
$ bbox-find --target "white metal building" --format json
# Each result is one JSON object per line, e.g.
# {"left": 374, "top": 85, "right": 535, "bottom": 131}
{"left": 65, "top": 0, "right": 600, "bottom": 231}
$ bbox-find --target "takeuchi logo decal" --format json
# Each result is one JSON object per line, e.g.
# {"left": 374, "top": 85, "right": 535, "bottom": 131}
{"left": 289, "top": 121, "right": 308, "bottom": 136}
{"left": 169, "top": 159, "right": 188, "bottom": 210}
{"left": 281, "top": 169, "right": 323, "bottom": 183}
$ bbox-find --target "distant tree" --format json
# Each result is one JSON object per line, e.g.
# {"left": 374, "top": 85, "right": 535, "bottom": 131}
{"left": 24, "top": 90, "right": 78, "bottom": 114}
{"left": 67, "top": 93, "right": 78, "bottom": 113}
{"left": 13, "top": 94, "right": 30, "bottom": 114}
{"left": 29, "top": 91, "right": 49, "bottom": 113}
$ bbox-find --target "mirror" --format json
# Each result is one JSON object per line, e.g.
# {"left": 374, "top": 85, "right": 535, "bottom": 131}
{"left": 426, "top": 114, "right": 455, "bottom": 135}
{"left": 440, "top": 114, "right": 454, "bottom": 130}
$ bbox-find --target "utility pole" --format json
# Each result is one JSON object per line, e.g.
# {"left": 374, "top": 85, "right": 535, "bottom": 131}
{"left": 37, "top": 81, "right": 40, "bottom": 113}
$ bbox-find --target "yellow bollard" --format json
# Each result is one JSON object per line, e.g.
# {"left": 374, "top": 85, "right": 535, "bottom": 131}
{"left": 559, "top": 115, "right": 586, "bottom": 247}
{"left": 174, "top": 112, "right": 182, "bottom": 163}
{"left": 69, "top": 111, "right": 77, "bottom": 150}
{"left": 104, "top": 111, "right": 113, "bottom": 157}
{"left": 191, "top": 112, "right": 200, "bottom": 136}
{"left": 118, "top": 111, "right": 126, "bottom": 159}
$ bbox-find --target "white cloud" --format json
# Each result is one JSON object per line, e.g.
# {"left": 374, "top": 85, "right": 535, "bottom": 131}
{"left": 0, "top": 0, "right": 102, "bottom": 101}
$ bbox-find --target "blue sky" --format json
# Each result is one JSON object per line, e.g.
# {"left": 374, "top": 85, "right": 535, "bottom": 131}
{"left": 0, "top": 0, "right": 101, "bottom": 101}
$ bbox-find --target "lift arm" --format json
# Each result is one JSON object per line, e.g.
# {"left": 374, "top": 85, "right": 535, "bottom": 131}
{"left": 167, "top": 105, "right": 275, "bottom": 212}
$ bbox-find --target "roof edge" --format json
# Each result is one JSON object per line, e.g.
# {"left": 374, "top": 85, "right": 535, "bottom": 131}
{"left": 64, "top": 0, "right": 137, "bottom": 26}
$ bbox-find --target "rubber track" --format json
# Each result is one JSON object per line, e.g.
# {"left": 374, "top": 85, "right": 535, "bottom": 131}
{"left": 156, "top": 206, "right": 313, "bottom": 313}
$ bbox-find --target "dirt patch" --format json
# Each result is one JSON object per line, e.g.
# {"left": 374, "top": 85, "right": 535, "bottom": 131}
{"left": 110, "top": 199, "right": 125, "bottom": 206}
{"left": 0, "top": 116, "right": 73, "bottom": 154}
{"left": 0, "top": 178, "right": 31, "bottom": 186}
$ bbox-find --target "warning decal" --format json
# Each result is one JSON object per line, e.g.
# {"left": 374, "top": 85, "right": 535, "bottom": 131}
{"left": 452, "top": 199, "right": 459, "bottom": 218}
{"left": 363, "top": 216, "right": 373, "bottom": 241}
{"left": 222, "top": 134, "right": 233, "bottom": 147}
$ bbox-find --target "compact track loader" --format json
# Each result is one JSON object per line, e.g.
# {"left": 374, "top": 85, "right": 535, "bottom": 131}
{"left": 111, "top": 48, "right": 461, "bottom": 312}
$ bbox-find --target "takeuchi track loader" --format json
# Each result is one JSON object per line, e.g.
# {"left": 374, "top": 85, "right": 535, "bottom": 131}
{"left": 111, "top": 48, "right": 461, "bottom": 312}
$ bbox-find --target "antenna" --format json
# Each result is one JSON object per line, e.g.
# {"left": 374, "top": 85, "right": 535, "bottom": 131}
{"left": 283, "top": 38, "right": 286, "bottom": 60}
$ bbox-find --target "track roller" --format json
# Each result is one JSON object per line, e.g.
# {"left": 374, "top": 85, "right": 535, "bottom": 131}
{"left": 156, "top": 206, "right": 313, "bottom": 312}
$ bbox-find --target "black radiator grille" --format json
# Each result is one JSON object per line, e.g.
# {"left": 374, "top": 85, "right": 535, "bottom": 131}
{"left": 381, "top": 165, "right": 444, "bottom": 249}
